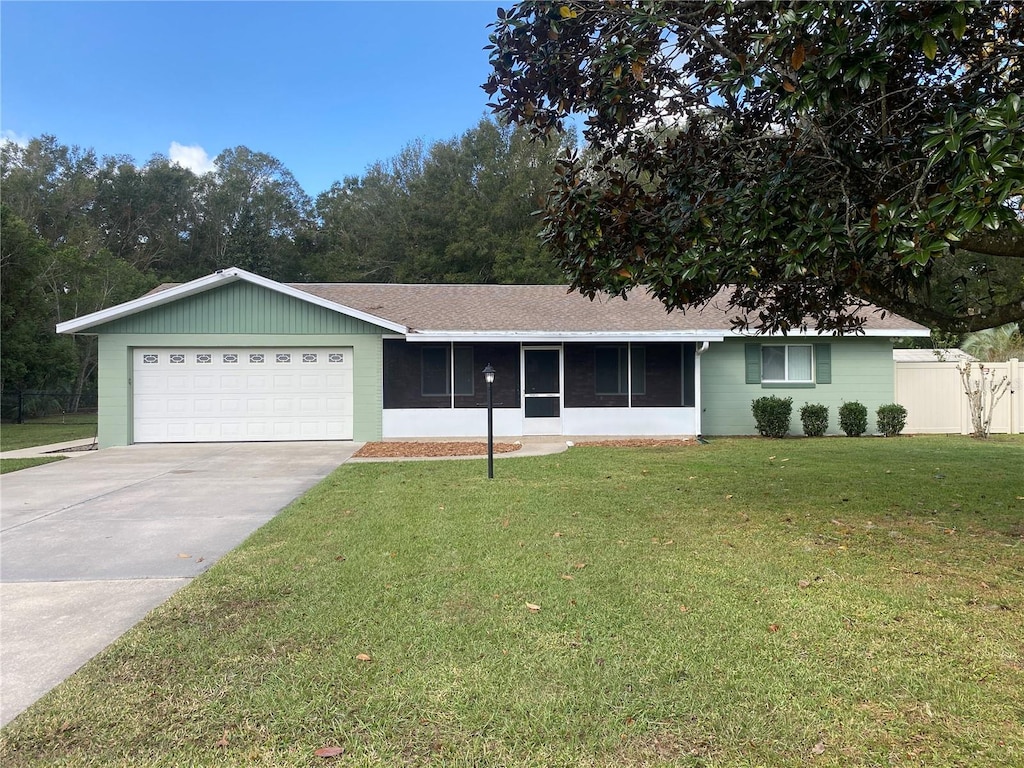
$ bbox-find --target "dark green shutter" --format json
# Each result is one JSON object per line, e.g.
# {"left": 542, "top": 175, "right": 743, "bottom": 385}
{"left": 745, "top": 344, "right": 761, "bottom": 384}
{"left": 814, "top": 343, "right": 831, "bottom": 384}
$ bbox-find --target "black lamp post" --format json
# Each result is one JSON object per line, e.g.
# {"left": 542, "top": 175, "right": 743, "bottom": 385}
{"left": 483, "top": 363, "right": 495, "bottom": 479}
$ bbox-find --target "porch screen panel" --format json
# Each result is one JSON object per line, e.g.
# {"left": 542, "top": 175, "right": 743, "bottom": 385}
{"left": 631, "top": 343, "right": 685, "bottom": 408}
{"left": 454, "top": 343, "right": 520, "bottom": 409}
{"left": 383, "top": 339, "right": 450, "bottom": 409}
{"left": 564, "top": 343, "right": 628, "bottom": 408}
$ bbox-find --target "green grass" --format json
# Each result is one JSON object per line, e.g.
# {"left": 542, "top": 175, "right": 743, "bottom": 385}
{"left": 0, "top": 456, "right": 65, "bottom": 473}
{"left": 2, "top": 436, "right": 1022, "bottom": 767}
{"left": 0, "top": 414, "right": 97, "bottom": 451}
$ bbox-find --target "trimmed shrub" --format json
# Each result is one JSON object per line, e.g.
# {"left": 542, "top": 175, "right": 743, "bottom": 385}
{"left": 839, "top": 401, "right": 868, "bottom": 437}
{"left": 876, "top": 403, "right": 908, "bottom": 437}
{"left": 752, "top": 395, "right": 793, "bottom": 438}
{"left": 799, "top": 403, "right": 829, "bottom": 437}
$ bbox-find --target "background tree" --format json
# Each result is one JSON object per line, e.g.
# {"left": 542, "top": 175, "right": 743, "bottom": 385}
{"left": 0, "top": 206, "right": 77, "bottom": 393}
{"left": 309, "top": 117, "right": 571, "bottom": 284}
{"left": 961, "top": 322, "right": 1024, "bottom": 361}
{"left": 485, "top": 0, "right": 1024, "bottom": 333}
{"left": 195, "top": 147, "right": 312, "bottom": 281}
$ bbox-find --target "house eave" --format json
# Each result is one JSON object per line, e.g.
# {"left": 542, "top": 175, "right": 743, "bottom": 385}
{"left": 402, "top": 330, "right": 728, "bottom": 343}
{"left": 55, "top": 267, "right": 409, "bottom": 335}
{"left": 722, "top": 328, "right": 930, "bottom": 339}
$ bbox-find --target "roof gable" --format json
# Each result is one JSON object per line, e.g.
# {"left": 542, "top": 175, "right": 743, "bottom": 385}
{"left": 56, "top": 268, "right": 407, "bottom": 335}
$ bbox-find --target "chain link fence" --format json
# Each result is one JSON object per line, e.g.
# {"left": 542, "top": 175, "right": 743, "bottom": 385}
{"left": 0, "top": 390, "right": 98, "bottom": 425}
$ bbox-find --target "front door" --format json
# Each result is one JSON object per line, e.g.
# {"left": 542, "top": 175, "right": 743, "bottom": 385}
{"left": 523, "top": 347, "right": 561, "bottom": 435}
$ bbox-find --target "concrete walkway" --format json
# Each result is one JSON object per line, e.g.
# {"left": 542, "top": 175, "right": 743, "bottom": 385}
{"left": 0, "top": 441, "right": 361, "bottom": 727}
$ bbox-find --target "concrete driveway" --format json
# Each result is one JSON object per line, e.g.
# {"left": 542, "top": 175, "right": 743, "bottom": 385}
{"left": 0, "top": 441, "right": 359, "bottom": 726}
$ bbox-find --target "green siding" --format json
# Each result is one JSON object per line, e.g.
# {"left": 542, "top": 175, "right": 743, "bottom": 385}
{"left": 90, "top": 283, "right": 390, "bottom": 446}
{"left": 92, "top": 281, "right": 384, "bottom": 336}
{"left": 97, "top": 333, "right": 384, "bottom": 447}
{"left": 700, "top": 337, "right": 895, "bottom": 436}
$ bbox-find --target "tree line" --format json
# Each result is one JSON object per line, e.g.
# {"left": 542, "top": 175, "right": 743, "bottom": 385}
{"left": 1, "top": 118, "right": 574, "bottom": 397}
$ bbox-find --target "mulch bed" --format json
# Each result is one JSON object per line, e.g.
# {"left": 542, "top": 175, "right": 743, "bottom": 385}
{"left": 353, "top": 441, "right": 523, "bottom": 458}
{"left": 573, "top": 438, "right": 696, "bottom": 448}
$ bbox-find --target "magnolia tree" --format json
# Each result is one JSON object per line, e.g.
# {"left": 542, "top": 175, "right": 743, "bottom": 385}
{"left": 484, "top": 1, "right": 1024, "bottom": 334}
{"left": 959, "top": 362, "right": 1011, "bottom": 437}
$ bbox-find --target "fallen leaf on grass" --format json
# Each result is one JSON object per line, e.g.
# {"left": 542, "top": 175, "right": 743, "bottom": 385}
{"left": 811, "top": 740, "right": 826, "bottom": 755}
{"left": 356, "top": 653, "right": 372, "bottom": 662}
{"left": 574, "top": 562, "right": 588, "bottom": 570}
{"left": 526, "top": 602, "right": 541, "bottom": 612}
{"left": 679, "top": 605, "right": 689, "bottom": 612}
{"left": 561, "top": 574, "right": 574, "bottom": 581}
{"left": 215, "top": 730, "right": 229, "bottom": 748}
{"left": 314, "top": 746, "right": 346, "bottom": 758}
{"left": 769, "top": 623, "right": 781, "bottom": 633}
{"left": 725, "top": 494, "right": 734, "bottom": 500}
{"left": 552, "top": 531, "right": 563, "bottom": 538}
{"left": 798, "top": 579, "right": 812, "bottom": 589}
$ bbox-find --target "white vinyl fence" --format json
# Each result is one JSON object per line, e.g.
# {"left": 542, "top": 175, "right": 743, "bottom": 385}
{"left": 894, "top": 359, "right": 1023, "bottom": 435}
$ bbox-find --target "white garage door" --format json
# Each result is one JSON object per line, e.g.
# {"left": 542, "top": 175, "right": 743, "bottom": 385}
{"left": 133, "top": 347, "right": 354, "bottom": 443}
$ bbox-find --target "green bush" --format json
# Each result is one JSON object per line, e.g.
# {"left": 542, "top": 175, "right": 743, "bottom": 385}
{"left": 839, "top": 401, "right": 868, "bottom": 437}
{"left": 876, "top": 403, "right": 908, "bottom": 437}
{"left": 799, "top": 403, "right": 829, "bottom": 437}
{"left": 751, "top": 396, "right": 793, "bottom": 438}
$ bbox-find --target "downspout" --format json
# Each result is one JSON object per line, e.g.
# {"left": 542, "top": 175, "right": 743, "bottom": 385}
{"left": 694, "top": 342, "right": 710, "bottom": 438}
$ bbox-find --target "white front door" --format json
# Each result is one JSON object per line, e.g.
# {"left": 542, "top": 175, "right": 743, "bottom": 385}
{"left": 132, "top": 347, "right": 353, "bottom": 442}
{"left": 522, "top": 346, "right": 562, "bottom": 435}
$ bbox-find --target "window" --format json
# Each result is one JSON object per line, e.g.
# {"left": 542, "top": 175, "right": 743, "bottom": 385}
{"left": 762, "top": 345, "right": 812, "bottom": 383}
{"left": 594, "top": 345, "right": 645, "bottom": 396}
{"left": 142, "top": 354, "right": 158, "bottom": 364}
{"left": 329, "top": 353, "right": 344, "bottom": 363}
{"left": 276, "top": 353, "right": 291, "bottom": 363}
{"left": 747, "top": 343, "right": 831, "bottom": 386}
{"left": 223, "top": 353, "right": 238, "bottom": 363}
{"left": 453, "top": 346, "right": 474, "bottom": 396}
{"left": 250, "top": 353, "right": 265, "bottom": 364}
{"left": 169, "top": 353, "right": 185, "bottom": 364}
{"left": 302, "top": 353, "right": 318, "bottom": 363}
{"left": 595, "top": 346, "right": 628, "bottom": 395}
{"left": 421, "top": 346, "right": 450, "bottom": 396}
{"left": 196, "top": 353, "right": 212, "bottom": 364}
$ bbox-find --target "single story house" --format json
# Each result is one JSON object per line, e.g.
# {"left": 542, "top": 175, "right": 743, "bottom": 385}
{"left": 56, "top": 267, "right": 929, "bottom": 446}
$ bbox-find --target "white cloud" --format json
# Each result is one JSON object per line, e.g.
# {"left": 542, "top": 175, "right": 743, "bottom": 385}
{"left": 169, "top": 142, "right": 217, "bottom": 175}
{"left": 2, "top": 129, "right": 30, "bottom": 148}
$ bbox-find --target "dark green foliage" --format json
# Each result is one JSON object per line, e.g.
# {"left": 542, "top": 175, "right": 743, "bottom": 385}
{"left": 839, "top": 401, "right": 869, "bottom": 437}
{"left": 799, "top": 403, "right": 829, "bottom": 437}
{"left": 0, "top": 206, "right": 77, "bottom": 392}
{"left": 751, "top": 395, "right": 793, "bottom": 438}
{"left": 485, "top": 1, "right": 1024, "bottom": 333}
{"left": 876, "top": 403, "right": 908, "bottom": 437}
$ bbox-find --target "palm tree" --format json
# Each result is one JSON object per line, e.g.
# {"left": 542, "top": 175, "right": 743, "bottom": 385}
{"left": 960, "top": 323, "right": 1024, "bottom": 362}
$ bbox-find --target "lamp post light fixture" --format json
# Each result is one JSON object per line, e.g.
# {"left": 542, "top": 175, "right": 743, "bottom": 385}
{"left": 483, "top": 363, "right": 495, "bottom": 479}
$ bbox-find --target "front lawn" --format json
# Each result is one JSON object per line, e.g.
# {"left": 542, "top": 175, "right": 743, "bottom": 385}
{"left": 2, "top": 436, "right": 1021, "bottom": 767}
{"left": 0, "top": 457, "right": 65, "bottom": 474}
{"left": 0, "top": 414, "right": 97, "bottom": 451}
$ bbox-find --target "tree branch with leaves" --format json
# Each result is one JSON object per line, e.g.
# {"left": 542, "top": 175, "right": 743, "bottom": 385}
{"left": 484, "top": 0, "right": 1024, "bottom": 333}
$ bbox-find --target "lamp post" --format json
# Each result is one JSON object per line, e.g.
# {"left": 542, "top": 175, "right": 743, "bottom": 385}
{"left": 483, "top": 363, "right": 495, "bottom": 479}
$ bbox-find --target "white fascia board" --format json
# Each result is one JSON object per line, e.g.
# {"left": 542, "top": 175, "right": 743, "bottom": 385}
{"left": 56, "top": 267, "right": 407, "bottom": 335}
{"left": 403, "top": 331, "right": 727, "bottom": 343}
{"left": 722, "top": 327, "right": 931, "bottom": 339}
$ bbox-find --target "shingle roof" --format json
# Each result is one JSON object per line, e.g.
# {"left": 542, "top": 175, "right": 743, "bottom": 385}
{"left": 290, "top": 282, "right": 926, "bottom": 336}
{"left": 140, "top": 272, "right": 927, "bottom": 337}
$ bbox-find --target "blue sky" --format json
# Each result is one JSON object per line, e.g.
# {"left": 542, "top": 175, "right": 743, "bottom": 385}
{"left": 1, "top": 1, "right": 503, "bottom": 197}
